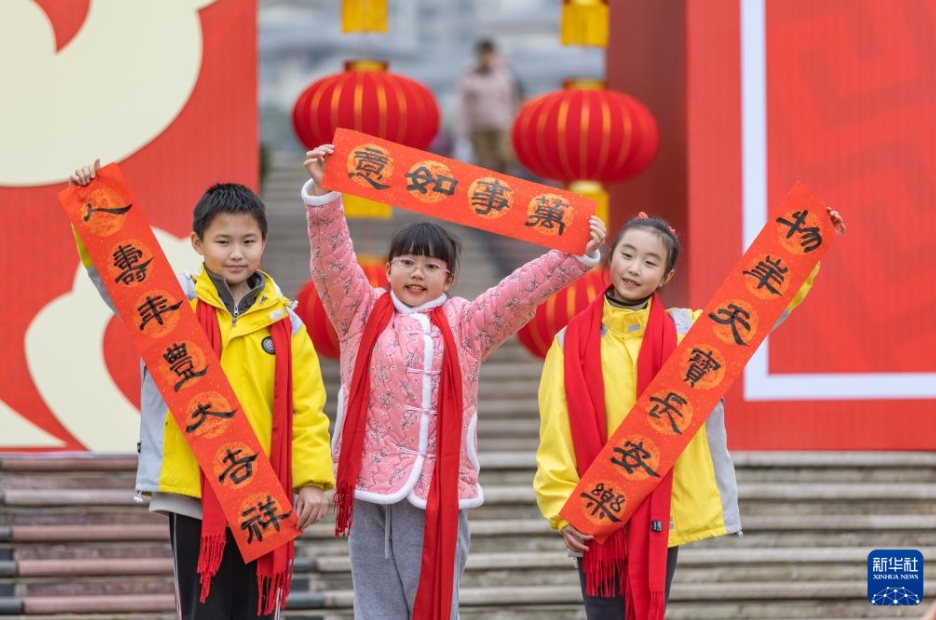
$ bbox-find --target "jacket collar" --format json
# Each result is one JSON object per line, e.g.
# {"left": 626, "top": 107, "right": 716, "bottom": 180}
{"left": 389, "top": 290, "right": 448, "bottom": 315}
{"left": 201, "top": 266, "right": 266, "bottom": 316}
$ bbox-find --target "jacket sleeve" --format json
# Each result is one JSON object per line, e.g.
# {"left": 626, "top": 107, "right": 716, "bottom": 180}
{"left": 460, "top": 249, "right": 599, "bottom": 361}
{"left": 533, "top": 335, "right": 580, "bottom": 533}
{"left": 772, "top": 263, "right": 819, "bottom": 329}
{"left": 72, "top": 226, "right": 117, "bottom": 313}
{"left": 686, "top": 263, "right": 822, "bottom": 329}
{"left": 289, "top": 316, "right": 335, "bottom": 491}
{"left": 303, "top": 180, "right": 378, "bottom": 340}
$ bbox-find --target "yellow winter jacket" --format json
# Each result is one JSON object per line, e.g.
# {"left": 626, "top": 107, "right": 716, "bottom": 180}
{"left": 534, "top": 267, "right": 817, "bottom": 546}
{"left": 153, "top": 268, "right": 335, "bottom": 498}
{"left": 77, "top": 231, "right": 334, "bottom": 500}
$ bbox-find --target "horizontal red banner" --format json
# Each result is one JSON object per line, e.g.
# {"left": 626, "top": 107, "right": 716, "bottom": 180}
{"left": 324, "top": 128, "right": 596, "bottom": 254}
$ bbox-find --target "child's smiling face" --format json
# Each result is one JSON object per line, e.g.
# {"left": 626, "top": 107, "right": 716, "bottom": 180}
{"left": 608, "top": 227, "right": 674, "bottom": 304}
{"left": 191, "top": 212, "right": 266, "bottom": 301}
{"left": 386, "top": 254, "right": 454, "bottom": 307}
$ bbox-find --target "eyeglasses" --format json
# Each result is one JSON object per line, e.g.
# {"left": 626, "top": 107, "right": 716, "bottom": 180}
{"left": 390, "top": 257, "right": 451, "bottom": 275}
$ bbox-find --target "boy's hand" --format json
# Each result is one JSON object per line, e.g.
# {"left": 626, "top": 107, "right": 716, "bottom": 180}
{"left": 560, "top": 524, "right": 593, "bottom": 554}
{"left": 303, "top": 145, "right": 335, "bottom": 197}
{"left": 69, "top": 159, "right": 101, "bottom": 186}
{"left": 826, "top": 207, "right": 846, "bottom": 236}
{"left": 294, "top": 485, "right": 329, "bottom": 530}
{"left": 584, "top": 215, "right": 607, "bottom": 257}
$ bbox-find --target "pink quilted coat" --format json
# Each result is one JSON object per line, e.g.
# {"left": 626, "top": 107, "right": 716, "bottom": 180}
{"left": 304, "top": 181, "right": 598, "bottom": 509}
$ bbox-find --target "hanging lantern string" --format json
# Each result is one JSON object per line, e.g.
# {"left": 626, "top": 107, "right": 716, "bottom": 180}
{"left": 342, "top": 0, "right": 388, "bottom": 34}
{"left": 560, "top": 0, "right": 609, "bottom": 48}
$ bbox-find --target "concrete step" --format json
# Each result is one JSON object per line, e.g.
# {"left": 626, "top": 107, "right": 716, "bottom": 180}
{"left": 6, "top": 483, "right": 930, "bottom": 525}
{"left": 5, "top": 580, "right": 934, "bottom": 617}
{"left": 303, "top": 545, "right": 936, "bottom": 592}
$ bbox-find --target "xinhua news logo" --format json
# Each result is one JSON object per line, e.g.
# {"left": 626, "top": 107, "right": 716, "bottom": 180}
{"left": 867, "top": 549, "right": 923, "bottom": 606}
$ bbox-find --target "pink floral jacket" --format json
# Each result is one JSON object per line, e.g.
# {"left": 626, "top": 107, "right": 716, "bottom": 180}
{"left": 304, "top": 181, "right": 598, "bottom": 509}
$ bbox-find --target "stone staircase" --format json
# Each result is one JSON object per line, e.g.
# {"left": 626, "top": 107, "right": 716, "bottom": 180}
{"left": 3, "top": 154, "right": 934, "bottom": 618}
{"left": 3, "top": 448, "right": 936, "bottom": 618}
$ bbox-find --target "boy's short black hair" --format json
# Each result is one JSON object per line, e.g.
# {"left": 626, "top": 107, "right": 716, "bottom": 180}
{"left": 192, "top": 183, "right": 268, "bottom": 239}
{"left": 387, "top": 222, "right": 461, "bottom": 275}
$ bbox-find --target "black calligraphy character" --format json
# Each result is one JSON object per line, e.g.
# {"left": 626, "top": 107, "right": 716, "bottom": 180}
{"left": 524, "top": 196, "right": 570, "bottom": 235}
{"left": 648, "top": 392, "right": 689, "bottom": 434}
{"left": 405, "top": 166, "right": 458, "bottom": 196}
{"left": 185, "top": 402, "right": 236, "bottom": 433}
{"left": 112, "top": 244, "right": 153, "bottom": 285}
{"left": 138, "top": 295, "right": 183, "bottom": 331}
{"left": 579, "top": 481, "right": 625, "bottom": 523}
{"left": 611, "top": 440, "right": 660, "bottom": 478}
{"left": 743, "top": 256, "right": 788, "bottom": 295}
{"left": 82, "top": 203, "right": 132, "bottom": 222}
{"left": 240, "top": 495, "right": 292, "bottom": 544}
{"left": 683, "top": 348, "right": 721, "bottom": 388}
{"left": 218, "top": 448, "right": 258, "bottom": 485}
{"left": 708, "top": 304, "right": 752, "bottom": 346}
{"left": 163, "top": 343, "right": 208, "bottom": 392}
{"left": 348, "top": 147, "right": 392, "bottom": 189}
{"left": 776, "top": 210, "right": 822, "bottom": 253}
{"left": 470, "top": 179, "right": 511, "bottom": 216}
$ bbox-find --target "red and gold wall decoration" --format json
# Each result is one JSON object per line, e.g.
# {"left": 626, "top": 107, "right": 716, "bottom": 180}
{"left": 1, "top": 0, "right": 258, "bottom": 453}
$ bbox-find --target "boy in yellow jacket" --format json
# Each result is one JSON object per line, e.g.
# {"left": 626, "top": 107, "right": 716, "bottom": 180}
{"left": 70, "top": 160, "right": 334, "bottom": 620}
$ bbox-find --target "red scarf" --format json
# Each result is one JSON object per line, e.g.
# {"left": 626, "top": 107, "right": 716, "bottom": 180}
{"left": 333, "top": 292, "right": 464, "bottom": 620}
{"left": 563, "top": 290, "right": 676, "bottom": 620}
{"left": 195, "top": 300, "right": 295, "bottom": 616}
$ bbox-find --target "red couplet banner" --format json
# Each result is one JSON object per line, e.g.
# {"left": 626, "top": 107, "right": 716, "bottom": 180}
{"left": 562, "top": 182, "right": 836, "bottom": 539}
{"left": 60, "top": 164, "right": 300, "bottom": 562}
{"left": 323, "top": 128, "right": 597, "bottom": 254}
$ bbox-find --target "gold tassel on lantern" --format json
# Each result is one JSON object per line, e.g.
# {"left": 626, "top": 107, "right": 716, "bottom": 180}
{"left": 560, "top": 0, "right": 608, "bottom": 47}
{"left": 342, "top": 0, "right": 388, "bottom": 34}
{"left": 569, "top": 180, "right": 608, "bottom": 224}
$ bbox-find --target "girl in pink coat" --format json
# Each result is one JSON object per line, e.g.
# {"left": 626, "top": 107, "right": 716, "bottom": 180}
{"left": 302, "top": 144, "right": 606, "bottom": 620}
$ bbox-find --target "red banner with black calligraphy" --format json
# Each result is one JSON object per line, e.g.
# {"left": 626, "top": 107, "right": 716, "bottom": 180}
{"left": 560, "top": 182, "right": 837, "bottom": 541}
{"left": 323, "top": 128, "right": 597, "bottom": 254}
{"left": 59, "top": 164, "right": 301, "bottom": 562}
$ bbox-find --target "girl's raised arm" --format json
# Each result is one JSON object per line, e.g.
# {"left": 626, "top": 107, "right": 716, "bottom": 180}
{"left": 460, "top": 216, "right": 606, "bottom": 361}
{"left": 302, "top": 146, "right": 380, "bottom": 340}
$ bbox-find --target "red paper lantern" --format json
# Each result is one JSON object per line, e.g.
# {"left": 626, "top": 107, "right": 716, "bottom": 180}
{"left": 292, "top": 60, "right": 440, "bottom": 151}
{"left": 511, "top": 79, "right": 658, "bottom": 184}
{"left": 295, "top": 257, "right": 388, "bottom": 360}
{"left": 517, "top": 268, "right": 609, "bottom": 359}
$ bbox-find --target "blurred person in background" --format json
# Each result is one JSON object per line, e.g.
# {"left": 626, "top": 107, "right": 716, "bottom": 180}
{"left": 456, "top": 39, "right": 523, "bottom": 175}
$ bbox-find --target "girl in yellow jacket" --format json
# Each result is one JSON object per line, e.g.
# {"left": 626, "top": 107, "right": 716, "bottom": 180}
{"left": 534, "top": 210, "right": 845, "bottom": 620}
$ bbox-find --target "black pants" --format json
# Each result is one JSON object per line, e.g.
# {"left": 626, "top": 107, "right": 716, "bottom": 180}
{"left": 169, "top": 513, "right": 276, "bottom": 620}
{"left": 576, "top": 546, "right": 679, "bottom": 620}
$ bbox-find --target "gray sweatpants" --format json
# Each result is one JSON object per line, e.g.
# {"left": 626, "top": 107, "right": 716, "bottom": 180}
{"left": 348, "top": 499, "right": 470, "bottom": 620}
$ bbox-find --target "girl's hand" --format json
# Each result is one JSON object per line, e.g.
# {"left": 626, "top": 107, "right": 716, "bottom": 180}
{"left": 827, "top": 207, "right": 846, "bottom": 236}
{"left": 560, "top": 524, "right": 593, "bottom": 554}
{"left": 303, "top": 145, "right": 335, "bottom": 196}
{"left": 69, "top": 159, "right": 101, "bottom": 186}
{"left": 294, "top": 485, "right": 329, "bottom": 530}
{"left": 584, "top": 215, "right": 607, "bottom": 257}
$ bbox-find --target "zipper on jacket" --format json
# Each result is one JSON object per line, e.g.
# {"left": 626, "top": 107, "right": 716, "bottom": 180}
{"left": 232, "top": 304, "right": 239, "bottom": 326}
